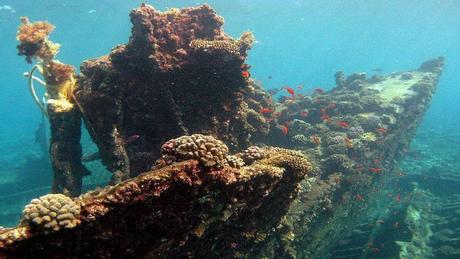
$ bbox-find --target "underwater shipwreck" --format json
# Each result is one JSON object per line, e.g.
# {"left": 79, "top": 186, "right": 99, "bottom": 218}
{"left": 0, "top": 4, "right": 446, "bottom": 258}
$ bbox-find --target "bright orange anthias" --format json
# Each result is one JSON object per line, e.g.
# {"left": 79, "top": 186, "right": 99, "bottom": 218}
{"left": 280, "top": 125, "right": 289, "bottom": 135}
{"left": 376, "top": 127, "right": 387, "bottom": 134}
{"left": 336, "top": 121, "right": 349, "bottom": 128}
{"left": 368, "top": 167, "right": 382, "bottom": 174}
{"left": 259, "top": 107, "right": 273, "bottom": 114}
{"left": 320, "top": 113, "right": 331, "bottom": 123}
{"left": 282, "top": 86, "right": 296, "bottom": 98}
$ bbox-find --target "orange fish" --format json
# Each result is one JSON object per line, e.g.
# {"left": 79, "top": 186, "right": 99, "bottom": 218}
{"left": 281, "top": 125, "right": 289, "bottom": 135}
{"left": 369, "top": 167, "right": 382, "bottom": 174}
{"left": 283, "top": 86, "right": 295, "bottom": 96}
{"left": 259, "top": 108, "right": 273, "bottom": 114}
{"left": 356, "top": 194, "right": 365, "bottom": 201}
{"left": 336, "top": 121, "right": 349, "bottom": 128}
{"left": 241, "top": 70, "right": 250, "bottom": 78}
{"left": 300, "top": 110, "right": 309, "bottom": 117}
{"left": 377, "top": 127, "right": 387, "bottom": 134}
{"left": 320, "top": 114, "right": 331, "bottom": 123}
{"left": 314, "top": 88, "right": 324, "bottom": 94}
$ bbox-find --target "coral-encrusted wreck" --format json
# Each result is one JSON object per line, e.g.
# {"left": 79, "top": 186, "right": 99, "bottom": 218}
{"left": 3, "top": 3, "right": 444, "bottom": 258}
{"left": 74, "top": 4, "right": 272, "bottom": 184}
{"left": 0, "top": 147, "right": 312, "bottom": 258}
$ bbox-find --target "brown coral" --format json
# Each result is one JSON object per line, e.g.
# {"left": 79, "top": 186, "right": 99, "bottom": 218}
{"left": 191, "top": 39, "right": 241, "bottom": 56}
{"left": 238, "top": 31, "right": 255, "bottom": 51}
{"left": 44, "top": 60, "right": 75, "bottom": 85}
{"left": 226, "top": 155, "right": 245, "bottom": 169}
{"left": 242, "top": 146, "right": 265, "bottom": 164}
{"left": 16, "top": 17, "right": 56, "bottom": 63}
{"left": 190, "top": 31, "right": 255, "bottom": 58}
{"left": 21, "top": 194, "right": 81, "bottom": 232}
{"left": 156, "top": 134, "right": 229, "bottom": 169}
{"left": 0, "top": 228, "right": 27, "bottom": 247}
{"left": 261, "top": 147, "right": 313, "bottom": 176}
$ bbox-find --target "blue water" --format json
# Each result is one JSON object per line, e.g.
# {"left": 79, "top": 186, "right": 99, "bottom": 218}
{"left": 0, "top": 0, "right": 459, "bottom": 256}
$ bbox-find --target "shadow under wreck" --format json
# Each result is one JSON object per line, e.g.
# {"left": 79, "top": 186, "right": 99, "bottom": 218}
{"left": 0, "top": 4, "right": 444, "bottom": 258}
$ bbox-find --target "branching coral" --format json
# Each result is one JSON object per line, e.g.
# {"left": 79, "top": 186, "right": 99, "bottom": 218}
{"left": 21, "top": 194, "right": 81, "bottom": 232}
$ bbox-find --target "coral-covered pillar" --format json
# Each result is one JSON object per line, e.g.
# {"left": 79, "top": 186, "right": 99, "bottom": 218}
{"left": 16, "top": 17, "right": 89, "bottom": 196}
{"left": 48, "top": 107, "right": 86, "bottom": 196}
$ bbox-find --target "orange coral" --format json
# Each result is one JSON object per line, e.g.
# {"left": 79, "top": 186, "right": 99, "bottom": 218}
{"left": 16, "top": 17, "right": 55, "bottom": 63}
{"left": 44, "top": 61, "right": 75, "bottom": 85}
{"left": 17, "top": 17, "right": 54, "bottom": 44}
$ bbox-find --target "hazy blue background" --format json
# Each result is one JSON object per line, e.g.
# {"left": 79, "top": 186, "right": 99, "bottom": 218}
{"left": 0, "top": 0, "right": 459, "bottom": 226}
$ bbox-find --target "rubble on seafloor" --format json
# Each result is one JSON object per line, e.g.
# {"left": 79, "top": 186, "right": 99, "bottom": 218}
{"left": 1, "top": 3, "right": 445, "bottom": 258}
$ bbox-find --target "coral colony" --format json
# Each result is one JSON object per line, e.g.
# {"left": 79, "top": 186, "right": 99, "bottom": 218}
{"left": 0, "top": 4, "right": 444, "bottom": 258}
